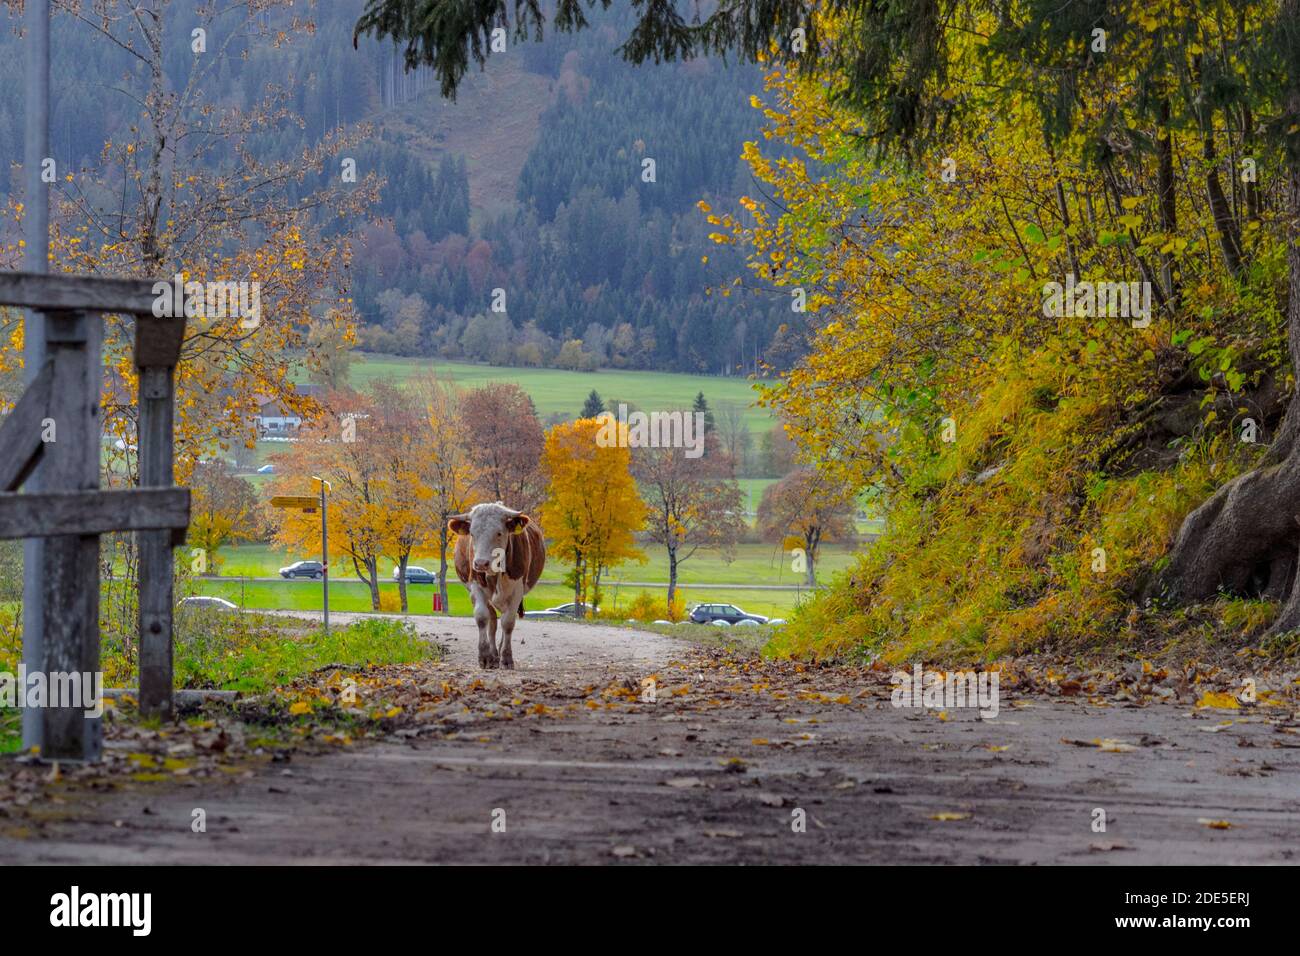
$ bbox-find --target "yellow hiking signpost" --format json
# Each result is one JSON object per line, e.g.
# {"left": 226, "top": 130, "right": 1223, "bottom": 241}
{"left": 271, "top": 486, "right": 330, "bottom": 634}
{"left": 270, "top": 495, "right": 318, "bottom": 513}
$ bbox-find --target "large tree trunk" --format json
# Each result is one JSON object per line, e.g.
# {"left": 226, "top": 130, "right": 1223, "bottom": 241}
{"left": 805, "top": 528, "right": 820, "bottom": 587}
{"left": 365, "top": 555, "right": 380, "bottom": 610}
{"left": 1152, "top": 143, "right": 1300, "bottom": 635}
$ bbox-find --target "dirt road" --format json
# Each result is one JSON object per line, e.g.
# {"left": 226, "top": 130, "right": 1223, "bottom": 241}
{"left": 3, "top": 613, "right": 1299, "bottom": 864}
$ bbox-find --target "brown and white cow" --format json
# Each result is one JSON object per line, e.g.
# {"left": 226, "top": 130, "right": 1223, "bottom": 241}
{"left": 449, "top": 502, "right": 546, "bottom": 669}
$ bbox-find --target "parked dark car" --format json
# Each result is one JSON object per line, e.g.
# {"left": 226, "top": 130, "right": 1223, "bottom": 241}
{"left": 279, "top": 560, "right": 324, "bottom": 580}
{"left": 392, "top": 566, "right": 437, "bottom": 584}
{"left": 688, "top": 603, "right": 768, "bottom": 626}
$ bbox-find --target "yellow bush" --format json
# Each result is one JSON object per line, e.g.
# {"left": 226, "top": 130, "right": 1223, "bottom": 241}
{"left": 608, "top": 590, "right": 685, "bottom": 623}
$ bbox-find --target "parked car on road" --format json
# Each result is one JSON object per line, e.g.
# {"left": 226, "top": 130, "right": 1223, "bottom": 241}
{"left": 688, "top": 603, "right": 769, "bottom": 626}
{"left": 543, "top": 602, "right": 599, "bottom": 618}
{"left": 392, "top": 566, "right": 437, "bottom": 584}
{"left": 279, "top": 560, "right": 324, "bottom": 580}
{"left": 256, "top": 464, "right": 275, "bottom": 474}
{"left": 521, "top": 609, "right": 567, "bottom": 620}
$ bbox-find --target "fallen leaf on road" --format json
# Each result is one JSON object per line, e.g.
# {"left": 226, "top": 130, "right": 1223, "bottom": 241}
{"left": 1098, "top": 739, "right": 1137, "bottom": 752}
{"left": 611, "top": 845, "right": 637, "bottom": 857}
{"left": 1197, "top": 818, "right": 1234, "bottom": 829}
{"left": 1197, "top": 691, "right": 1241, "bottom": 710}
{"left": 1089, "top": 841, "right": 1131, "bottom": 852}
{"left": 663, "top": 777, "right": 703, "bottom": 789}
{"left": 757, "top": 792, "right": 785, "bottom": 807}
{"left": 1200, "top": 721, "right": 1234, "bottom": 733}
{"left": 704, "top": 828, "right": 743, "bottom": 838}
{"left": 1061, "top": 737, "right": 1137, "bottom": 752}
{"left": 930, "top": 811, "right": 971, "bottom": 821}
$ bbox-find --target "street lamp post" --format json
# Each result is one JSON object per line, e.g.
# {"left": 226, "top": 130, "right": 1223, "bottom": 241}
{"left": 312, "top": 476, "right": 331, "bottom": 634}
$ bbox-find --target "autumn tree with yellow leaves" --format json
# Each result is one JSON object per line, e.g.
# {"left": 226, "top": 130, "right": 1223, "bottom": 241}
{"left": 2, "top": 1, "right": 379, "bottom": 637}
{"left": 696, "top": 0, "right": 1300, "bottom": 656}
{"left": 540, "top": 418, "right": 647, "bottom": 614}
{"left": 368, "top": 381, "right": 438, "bottom": 612}
{"left": 411, "top": 373, "right": 474, "bottom": 615}
{"left": 268, "top": 378, "right": 473, "bottom": 614}
{"left": 188, "top": 461, "right": 262, "bottom": 576}
{"left": 268, "top": 389, "right": 393, "bottom": 612}
{"left": 33, "top": 1, "right": 379, "bottom": 476}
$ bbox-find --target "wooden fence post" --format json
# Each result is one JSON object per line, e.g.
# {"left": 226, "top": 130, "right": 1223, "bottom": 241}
{"left": 39, "top": 309, "right": 103, "bottom": 761}
{"left": 0, "top": 272, "right": 189, "bottom": 761}
{"left": 136, "top": 318, "right": 186, "bottom": 720}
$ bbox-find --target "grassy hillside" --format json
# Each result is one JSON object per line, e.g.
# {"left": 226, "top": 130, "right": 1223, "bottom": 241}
{"left": 376, "top": 53, "right": 551, "bottom": 224}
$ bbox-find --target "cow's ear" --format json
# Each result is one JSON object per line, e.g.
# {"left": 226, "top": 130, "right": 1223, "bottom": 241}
{"left": 506, "top": 528, "right": 528, "bottom": 580}
{"left": 507, "top": 513, "right": 531, "bottom": 535}
{"left": 448, "top": 515, "right": 471, "bottom": 536}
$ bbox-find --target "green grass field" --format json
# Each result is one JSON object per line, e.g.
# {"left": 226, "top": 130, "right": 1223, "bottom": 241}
{"left": 202, "top": 536, "right": 858, "bottom": 618}
{"left": 215, "top": 540, "right": 858, "bottom": 586}
{"left": 332, "top": 355, "right": 776, "bottom": 434}
{"left": 190, "top": 576, "right": 818, "bottom": 619}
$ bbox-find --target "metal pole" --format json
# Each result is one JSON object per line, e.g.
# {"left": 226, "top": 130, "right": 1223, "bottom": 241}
{"left": 21, "top": 0, "right": 50, "bottom": 753}
{"left": 317, "top": 478, "right": 329, "bottom": 635}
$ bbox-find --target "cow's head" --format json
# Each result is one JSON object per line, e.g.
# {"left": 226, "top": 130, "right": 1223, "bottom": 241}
{"left": 449, "top": 502, "right": 531, "bottom": 576}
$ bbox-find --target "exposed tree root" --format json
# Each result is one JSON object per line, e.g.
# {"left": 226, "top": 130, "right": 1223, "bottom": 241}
{"left": 1152, "top": 157, "right": 1300, "bottom": 638}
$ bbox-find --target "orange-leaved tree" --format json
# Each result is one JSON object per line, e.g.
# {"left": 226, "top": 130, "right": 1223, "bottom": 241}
{"left": 540, "top": 417, "right": 646, "bottom": 614}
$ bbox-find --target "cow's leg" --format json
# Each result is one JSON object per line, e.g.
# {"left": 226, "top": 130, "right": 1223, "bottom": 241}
{"left": 484, "top": 603, "right": 500, "bottom": 668}
{"left": 499, "top": 605, "right": 517, "bottom": 669}
{"left": 472, "top": 587, "right": 498, "bottom": 668}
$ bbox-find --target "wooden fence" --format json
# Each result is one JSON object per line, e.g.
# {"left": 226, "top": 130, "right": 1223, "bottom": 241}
{"left": 0, "top": 272, "right": 189, "bottom": 761}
